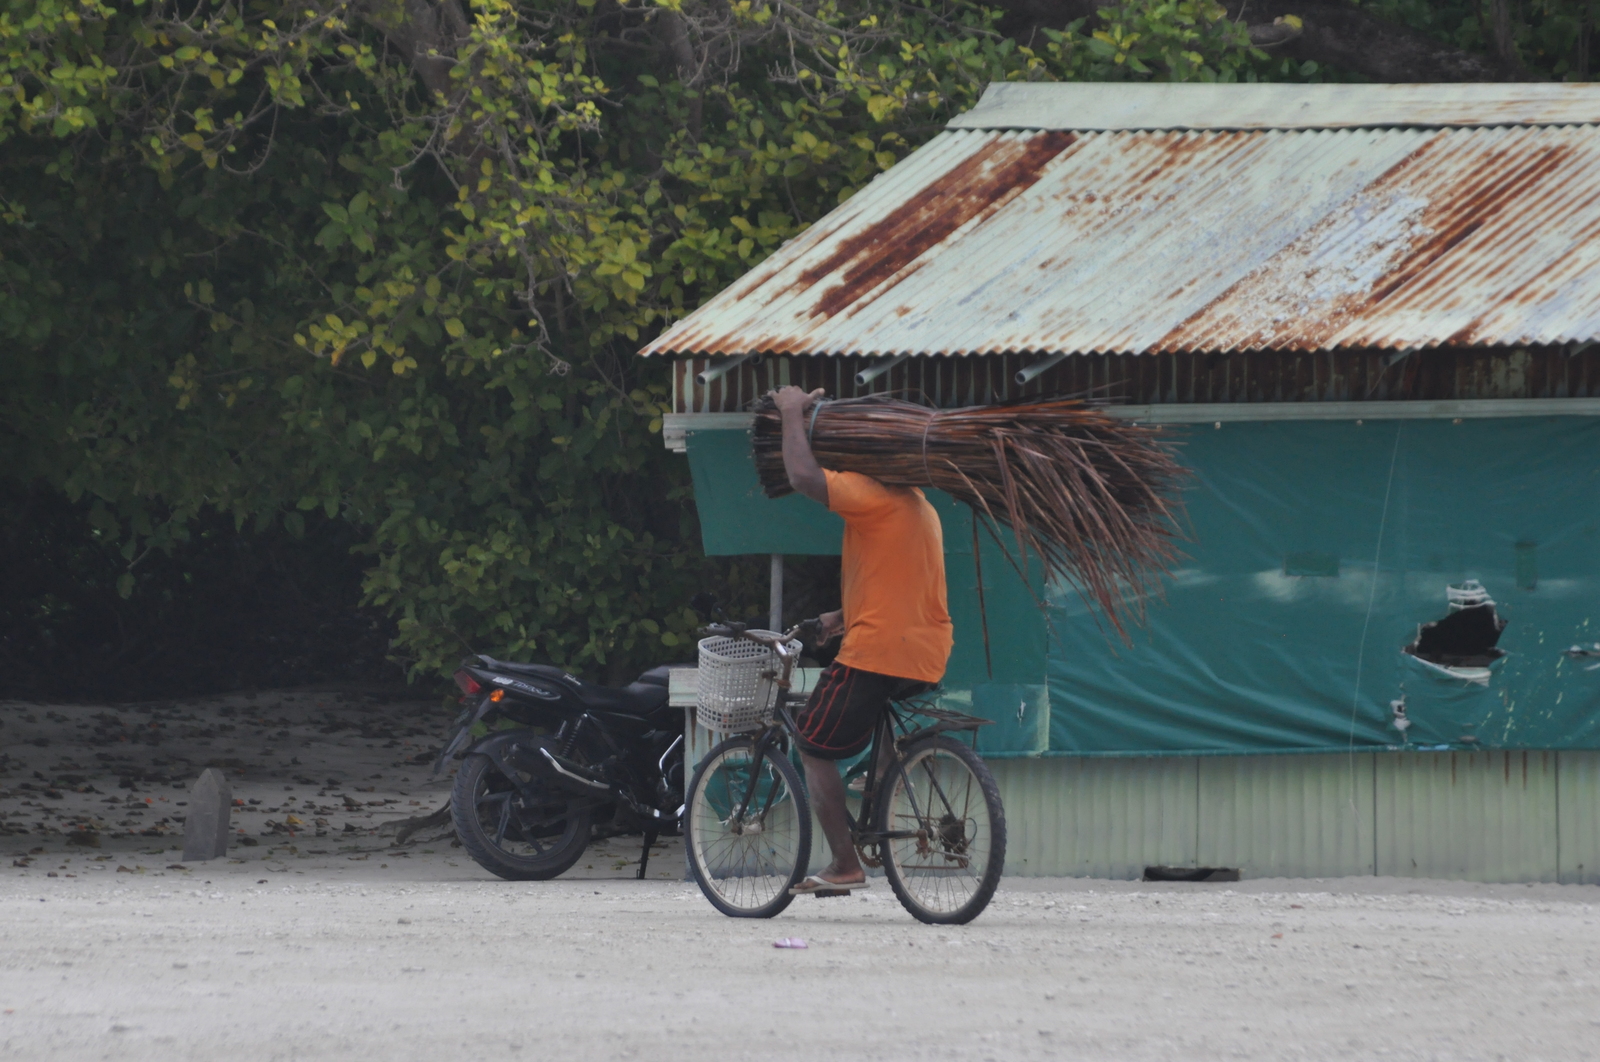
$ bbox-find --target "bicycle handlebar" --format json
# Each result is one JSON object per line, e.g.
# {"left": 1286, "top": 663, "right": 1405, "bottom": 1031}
{"left": 697, "top": 617, "right": 823, "bottom": 648}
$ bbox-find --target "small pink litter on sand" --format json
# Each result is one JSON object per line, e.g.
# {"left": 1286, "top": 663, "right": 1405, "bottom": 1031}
{"left": 773, "top": 938, "right": 808, "bottom": 949}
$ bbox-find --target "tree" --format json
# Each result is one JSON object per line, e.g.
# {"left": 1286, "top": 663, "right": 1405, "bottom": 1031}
{"left": 994, "top": 0, "right": 1600, "bottom": 82}
{"left": 1, "top": 0, "right": 1564, "bottom": 687}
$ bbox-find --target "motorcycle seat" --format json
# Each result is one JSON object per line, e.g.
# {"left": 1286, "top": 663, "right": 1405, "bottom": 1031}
{"left": 634, "top": 664, "right": 676, "bottom": 687}
{"left": 474, "top": 656, "right": 572, "bottom": 683}
{"left": 473, "top": 655, "right": 672, "bottom": 721}
{"left": 571, "top": 680, "right": 671, "bottom": 720}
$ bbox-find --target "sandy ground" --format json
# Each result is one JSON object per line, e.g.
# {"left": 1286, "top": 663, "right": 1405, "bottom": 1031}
{"left": 0, "top": 690, "right": 677, "bottom": 880}
{"left": 4, "top": 692, "right": 1600, "bottom": 1061}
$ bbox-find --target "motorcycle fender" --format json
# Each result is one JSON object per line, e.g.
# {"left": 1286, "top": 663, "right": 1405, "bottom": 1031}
{"left": 432, "top": 696, "right": 498, "bottom": 776}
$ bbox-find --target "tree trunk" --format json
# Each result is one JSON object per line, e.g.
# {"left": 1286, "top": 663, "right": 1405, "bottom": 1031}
{"left": 1484, "top": 0, "right": 1525, "bottom": 75}
{"left": 361, "top": 0, "right": 470, "bottom": 100}
{"left": 654, "top": 9, "right": 703, "bottom": 141}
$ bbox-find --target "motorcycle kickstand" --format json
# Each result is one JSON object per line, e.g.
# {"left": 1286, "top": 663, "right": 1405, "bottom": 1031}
{"left": 637, "top": 828, "right": 658, "bottom": 880}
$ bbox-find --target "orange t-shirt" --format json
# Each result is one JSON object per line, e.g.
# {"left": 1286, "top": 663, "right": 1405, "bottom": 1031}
{"left": 825, "top": 470, "right": 952, "bottom": 684}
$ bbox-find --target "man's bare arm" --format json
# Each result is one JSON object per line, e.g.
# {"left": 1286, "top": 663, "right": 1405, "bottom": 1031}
{"left": 770, "top": 386, "right": 828, "bottom": 506}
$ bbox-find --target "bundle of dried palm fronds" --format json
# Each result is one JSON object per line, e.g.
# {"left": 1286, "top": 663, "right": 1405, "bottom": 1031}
{"left": 752, "top": 395, "right": 1187, "bottom": 637}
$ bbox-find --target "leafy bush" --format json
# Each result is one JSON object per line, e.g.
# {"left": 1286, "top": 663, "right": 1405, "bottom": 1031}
{"left": 1, "top": 0, "right": 1275, "bottom": 683}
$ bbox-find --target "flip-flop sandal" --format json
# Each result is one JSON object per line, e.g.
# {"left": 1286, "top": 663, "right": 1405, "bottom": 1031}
{"left": 789, "top": 874, "right": 870, "bottom": 896}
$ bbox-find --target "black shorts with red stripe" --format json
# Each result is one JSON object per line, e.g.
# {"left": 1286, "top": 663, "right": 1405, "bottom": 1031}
{"left": 790, "top": 662, "right": 931, "bottom": 760}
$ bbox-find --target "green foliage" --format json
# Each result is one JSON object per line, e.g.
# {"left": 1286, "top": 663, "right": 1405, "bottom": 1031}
{"left": 1358, "top": 0, "right": 1600, "bottom": 79}
{"left": 1051, "top": 0, "right": 1261, "bottom": 81}
{"left": 0, "top": 0, "right": 1290, "bottom": 682}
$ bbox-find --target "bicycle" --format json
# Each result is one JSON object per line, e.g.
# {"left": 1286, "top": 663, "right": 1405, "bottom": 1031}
{"left": 683, "top": 620, "right": 1007, "bottom": 925}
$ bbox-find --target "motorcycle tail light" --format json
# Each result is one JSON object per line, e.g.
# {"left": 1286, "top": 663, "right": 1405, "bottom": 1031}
{"left": 453, "top": 670, "right": 482, "bottom": 695}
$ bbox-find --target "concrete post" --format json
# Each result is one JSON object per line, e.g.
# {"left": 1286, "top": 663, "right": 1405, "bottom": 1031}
{"left": 181, "top": 767, "right": 233, "bottom": 862}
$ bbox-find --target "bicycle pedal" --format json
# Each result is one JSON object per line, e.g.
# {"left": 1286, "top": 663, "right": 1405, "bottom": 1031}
{"left": 811, "top": 888, "right": 851, "bottom": 898}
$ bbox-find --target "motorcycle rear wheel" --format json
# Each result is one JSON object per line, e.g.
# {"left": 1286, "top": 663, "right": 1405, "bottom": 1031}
{"left": 451, "top": 753, "right": 591, "bottom": 880}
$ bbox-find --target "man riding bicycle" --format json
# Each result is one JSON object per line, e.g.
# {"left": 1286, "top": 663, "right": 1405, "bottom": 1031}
{"left": 768, "top": 385, "right": 953, "bottom": 895}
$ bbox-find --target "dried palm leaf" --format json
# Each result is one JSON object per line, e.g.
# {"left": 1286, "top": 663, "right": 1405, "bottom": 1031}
{"left": 751, "top": 395, "right": 1187, "bottom": 638}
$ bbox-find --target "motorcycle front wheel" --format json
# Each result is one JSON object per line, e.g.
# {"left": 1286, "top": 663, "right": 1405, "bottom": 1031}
{"left": 451, "top": 753, "right": 592, "bottom": 880}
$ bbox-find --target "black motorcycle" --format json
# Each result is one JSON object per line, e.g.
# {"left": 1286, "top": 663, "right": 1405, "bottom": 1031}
{"left": 437, "top": 655, "right": 685, "bottom": 881}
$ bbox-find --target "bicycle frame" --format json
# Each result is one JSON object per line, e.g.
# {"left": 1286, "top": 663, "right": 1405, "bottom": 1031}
{"left": 698, "top": 620, "right": 990, "bottom": 866}
{"left": 832, "top": 698, "right": 988, "bottom": 862}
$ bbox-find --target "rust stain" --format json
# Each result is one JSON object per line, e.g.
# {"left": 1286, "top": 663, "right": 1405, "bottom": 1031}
{"left": 644, "top": 120, "right": 1600, "bottom": 360}
{"left": 796, "top": 132, "right": 1078, "bottom": 319}
{"left": 1149, "top": 136, "right": 1451, "bottom": 354}
{"left": 1410, "top": 177, "right": 1600, "bottom": 322}
{"left": 1151, "top": 133, "right": 1587, "bottom": 354}
{"left": 1137, "top": 130, "right": 1244, "bottom": 184}
{"left": 1369, "top": 145, "right": 1575, "bottom": 304}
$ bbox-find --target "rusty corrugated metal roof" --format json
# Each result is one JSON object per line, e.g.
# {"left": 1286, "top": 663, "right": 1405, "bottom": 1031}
{"left": 641, "top": 85, "right": 1600, "bottom": 358}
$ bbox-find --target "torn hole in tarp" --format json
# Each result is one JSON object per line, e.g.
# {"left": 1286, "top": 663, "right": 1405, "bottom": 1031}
{"left": 1403, "top": 580, "right": 1507, "bottom": 686}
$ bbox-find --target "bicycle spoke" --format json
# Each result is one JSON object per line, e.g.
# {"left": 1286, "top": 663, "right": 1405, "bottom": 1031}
{"left": 883, "top": 744, "right": 993, "bottom": 917}
{"left": 689, "top": 742, "right": 807, "bottom": 915}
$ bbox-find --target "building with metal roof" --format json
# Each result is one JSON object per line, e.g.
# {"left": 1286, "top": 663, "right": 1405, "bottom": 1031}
{"left": 644, "top": 81, "right": 1600, "bottom": 360}
{"left": 646, "top": 84, "right": 1600, "bottom": 884}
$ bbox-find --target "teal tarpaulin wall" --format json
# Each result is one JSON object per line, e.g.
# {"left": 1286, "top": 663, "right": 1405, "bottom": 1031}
{"left": 684, "top": 419, "right": 1600, "bottom": 755}
{"left": 686, "top": 429, "right": 844, "bottom": 554}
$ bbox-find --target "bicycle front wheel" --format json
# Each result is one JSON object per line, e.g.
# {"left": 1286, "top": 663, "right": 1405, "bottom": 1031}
{"left": 877, "top": 735, "right": 1006, "bottom": 925}
{"left": 685, "top": 735, "right": 812, "bottom": 918}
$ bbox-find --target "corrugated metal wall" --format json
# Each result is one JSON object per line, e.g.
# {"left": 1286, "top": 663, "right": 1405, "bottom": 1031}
{"left": 675, "top": 676, "right": 1600, "bottom": 883}
{"left": 672, "top": 348, "right": 1600, "bottom": 415}
{"left": 1557, "top": 751, "right": 1600, "bottom": 886}
{"left": 990, "top": 751, "right": 1600, "bottom": 883}
{"left": 999, "top": 756, "right": 1197, "bottom": 878}
{"left": 1375, "top": 751, "right": 1558, "bottom": 881}
{"left": 1198, "top": 755, "right": 1374, "bottom": 878}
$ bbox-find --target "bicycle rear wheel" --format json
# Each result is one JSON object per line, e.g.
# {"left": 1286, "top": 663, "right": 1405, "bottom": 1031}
{"left": 685, "top": 735, "right": 812, "bottom": 918}
{"left": 877, "top": 735, "right": 1005, "bottom": 925}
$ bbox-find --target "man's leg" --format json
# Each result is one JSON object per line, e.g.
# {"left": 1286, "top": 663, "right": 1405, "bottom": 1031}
{"left": 800, "top": 751, "right": 864, "bottom": 884}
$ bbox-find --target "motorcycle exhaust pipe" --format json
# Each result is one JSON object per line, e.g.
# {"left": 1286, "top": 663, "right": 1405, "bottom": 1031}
{"left": 538, "top": 750, "right": 668, "bottom": 821}
{"left": 538, "top": 748, "right": 610, "bottom": 791}
{"left": 501, "top": 738, "right": 669, "bottom": 820}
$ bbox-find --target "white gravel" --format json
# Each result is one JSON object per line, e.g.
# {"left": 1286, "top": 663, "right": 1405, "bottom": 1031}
{"left": 5, "top": 691, "right": 1600, "bottom": 1059}
{"left": 3, "top": 865, "right": 1599, "bottom": 1061}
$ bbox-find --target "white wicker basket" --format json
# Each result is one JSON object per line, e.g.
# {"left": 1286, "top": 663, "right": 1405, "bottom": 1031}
{"left": 695, "top": 631, "right": 801, "bottom": 733}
